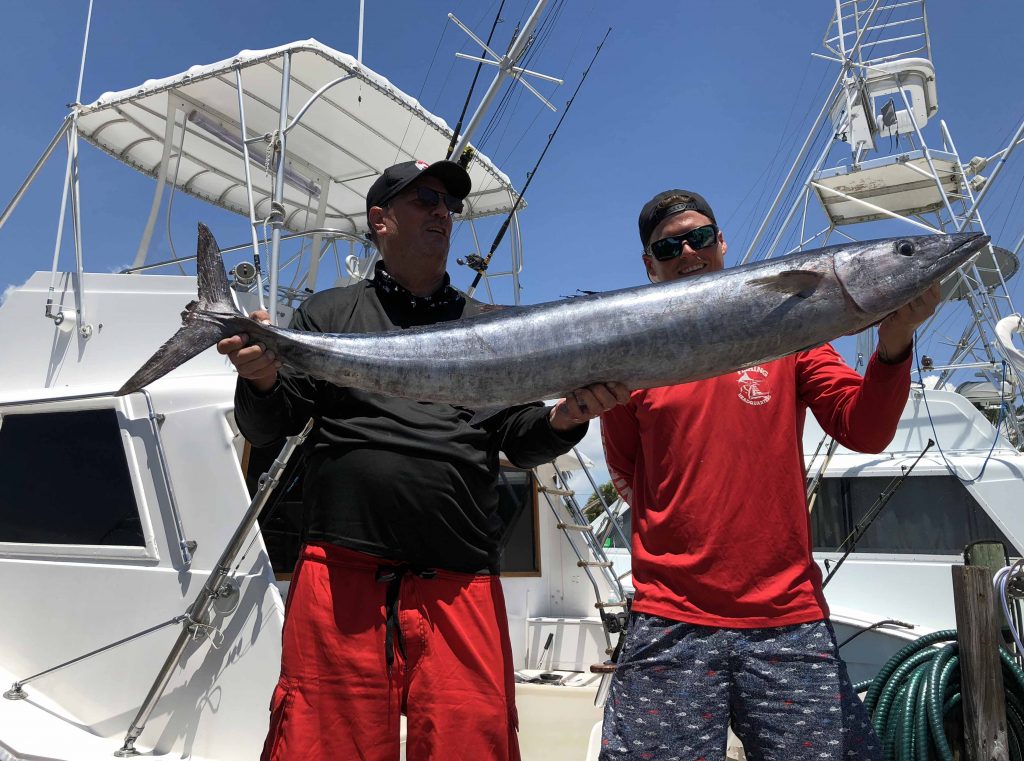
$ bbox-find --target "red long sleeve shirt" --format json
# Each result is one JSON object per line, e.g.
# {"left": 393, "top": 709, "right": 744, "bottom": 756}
{"left": 600, "top": 344, "right": 911, "bottom": 628}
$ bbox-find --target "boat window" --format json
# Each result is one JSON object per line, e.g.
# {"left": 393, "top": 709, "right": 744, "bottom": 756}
{"left": 811, "top": 475, "right": 1012, "bottom": 554}
{"left": 498, "top": 467, "right": 540, "bottom": 574}
{"left": 0, "top": 409, "right": 144, "bottom": 546}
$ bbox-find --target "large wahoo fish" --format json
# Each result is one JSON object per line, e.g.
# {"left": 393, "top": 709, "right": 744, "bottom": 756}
{"left": 118, "top": 224, "right": 988, "bottom": 405}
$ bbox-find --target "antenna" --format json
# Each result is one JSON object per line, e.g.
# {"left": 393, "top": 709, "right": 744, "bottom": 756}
{"left": 447, "top": 0, "right": 563, "bottom": 161}
{"left": 357, "top": 0, "right": 365, "bottom": 64}
{"left": 462, "top": 27, "right": 611, "bottom": 298}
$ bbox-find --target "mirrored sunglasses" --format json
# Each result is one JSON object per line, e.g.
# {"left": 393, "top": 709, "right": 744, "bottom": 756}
{"left": 648, "top": 224, "right": 718, "bottom": 261}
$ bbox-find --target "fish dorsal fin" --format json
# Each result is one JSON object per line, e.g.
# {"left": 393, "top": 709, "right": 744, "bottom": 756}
{"left": 747, "top": 269, "right": 824, "bottom": 299}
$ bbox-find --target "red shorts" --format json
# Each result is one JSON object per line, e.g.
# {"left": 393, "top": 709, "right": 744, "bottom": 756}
{"left": 261, "top": 543, "right": 521, "bottom": 761}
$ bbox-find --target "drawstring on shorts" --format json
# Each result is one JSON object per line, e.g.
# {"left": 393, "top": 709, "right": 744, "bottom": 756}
{"left": 375, "top": 564, "right": 437, "bottom": 674}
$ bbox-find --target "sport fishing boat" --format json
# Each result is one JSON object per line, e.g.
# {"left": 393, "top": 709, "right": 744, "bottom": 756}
{"left": 0, "top": 4, "right": 625, "bottom": 758}
{"left": 2, "top": 2, "right": 1022, "bottom": 761}
{"left": 599, "top": 0, "right": 1024, "bottom": 691}
{"left": 761, "top": 0, "right": 1024, "bottom": 684}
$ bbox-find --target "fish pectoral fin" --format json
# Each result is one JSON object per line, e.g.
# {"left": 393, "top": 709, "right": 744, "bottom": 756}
{"left": 748, "top": 270, "right": 824, "bottom": 299}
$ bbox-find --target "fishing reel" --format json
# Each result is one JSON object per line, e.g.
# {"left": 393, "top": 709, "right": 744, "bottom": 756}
{"left": 231, "top": 261, "right": 258, "bottom": 290}
{"left": 600, "top": 592, "right": 632, "bottom": 636}
{"left": 457, "top": 253, "right": 488, "bottom": 273}
{"left": 600, "top": 609, "right": 628, "bottom": 635}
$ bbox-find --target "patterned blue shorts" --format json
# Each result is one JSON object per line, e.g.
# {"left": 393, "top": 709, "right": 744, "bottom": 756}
{"left": 599, "top": 614, "right": 882, "bottom": 761}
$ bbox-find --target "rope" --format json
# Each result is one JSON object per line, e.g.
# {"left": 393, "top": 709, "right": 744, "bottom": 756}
{"left": 997, "top": 561, "right": 1024, "bottom": 654}
{"left": 185, "top": 613, "right": 225, "bottom": 649}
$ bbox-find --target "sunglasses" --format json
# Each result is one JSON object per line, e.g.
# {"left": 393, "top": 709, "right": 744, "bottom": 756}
{"left": 402, "top": 185, "right": 465, "bottom": 215}
{"left": 648, "top": 224, "right": 719, "bottom": 261}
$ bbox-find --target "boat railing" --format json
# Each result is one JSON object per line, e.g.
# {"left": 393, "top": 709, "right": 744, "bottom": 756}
{"left": 121, "top": 228, "right": 364, "bottom": 271}
{"left": 1, "top": 414, "right": 314, "bottom": 757}
{"left": 112, "top": 418, "right": 314, "bottom": 758}
{"left": 0, "top": 36, "right": 534, "bottom": 338}
{"left": 116, "top": 228, "right": 377, "bottom": 313}
{"left": 825, "top": 0, "right": 931, "bottom": 68}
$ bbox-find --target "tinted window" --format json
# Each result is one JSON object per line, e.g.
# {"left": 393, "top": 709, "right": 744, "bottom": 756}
{"left": 811, "top": 475, "right": 1012, "bottom": 554}
{"left": 0, "top": 409, "right": 144, "bottom": 546}
{"left": 498, "top": 468, "right": 538, "bottom": 573}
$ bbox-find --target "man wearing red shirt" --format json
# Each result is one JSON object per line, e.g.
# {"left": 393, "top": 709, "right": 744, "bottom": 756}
{"left": 598, "top": 189, "right": 938, "bottom": 760}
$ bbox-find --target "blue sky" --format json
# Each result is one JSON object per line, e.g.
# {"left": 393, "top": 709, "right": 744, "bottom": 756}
{"left": 1, "top": 1, "right": 1023, "bottom": 488}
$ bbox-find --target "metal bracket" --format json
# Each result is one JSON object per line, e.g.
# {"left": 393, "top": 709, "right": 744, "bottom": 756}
{"left": 186, "top": 579, "right": 238, "bottom": 640}
{"left": 213, "top": 578, "right": 240, "bottom": 616}
{"left": 113, "top": 741, "right": 141, "bottom": 758}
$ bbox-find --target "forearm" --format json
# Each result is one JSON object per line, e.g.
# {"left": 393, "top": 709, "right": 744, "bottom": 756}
{"left": 830, "top": 352, "right": 911, "bottom": 453}
{"left": 495, "top": 404, "right": 588, "bottom": 468}
{"left": 234, "top": 375, "right": 316, "bottom": 447}
{"left": 876, "top": 322, "right": 915, "bottom": 364}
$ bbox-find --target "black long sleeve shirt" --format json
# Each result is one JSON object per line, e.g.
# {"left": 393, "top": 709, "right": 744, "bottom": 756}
{"left": 235, "top": 264, "right": 586, "bottom": 572}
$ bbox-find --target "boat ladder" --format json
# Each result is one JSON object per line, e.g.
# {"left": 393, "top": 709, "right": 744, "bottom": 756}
{"left": 533, "top": 445, "right": 631, "bottom": 657}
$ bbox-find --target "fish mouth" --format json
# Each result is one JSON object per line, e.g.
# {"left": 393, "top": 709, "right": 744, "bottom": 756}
{"left": 944, "top": 231, "right": 990, "bottom": 267}
{"left": 932, "top": 232, "right": 990, "bottom": 297}
{"left": 933, "top": 232, "right": 990, "bottom": 282}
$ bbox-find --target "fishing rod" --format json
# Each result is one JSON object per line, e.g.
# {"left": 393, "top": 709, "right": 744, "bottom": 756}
{"left": 463, "top": 26, "right": 612, "bottom": 298}
{"left": 445, "top": 1, "right": 509, "bottom": 164}
{"left": 821, "top": 438, "right": 934, "bottom": 589}
{"left": 806, "top": 437, "right": 839, "bottom": 513}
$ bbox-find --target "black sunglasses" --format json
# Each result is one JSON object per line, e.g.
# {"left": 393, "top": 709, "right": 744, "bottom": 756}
{"left": 648, "top": 224, "right": 719, "bottom": 261}
{"left": 403, "top": 185, "right": 464, "bottom": 215}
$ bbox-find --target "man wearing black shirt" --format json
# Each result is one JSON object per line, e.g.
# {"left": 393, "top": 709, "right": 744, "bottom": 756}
{"left": 219, "top": 159, "right": 627, "bottom": 761}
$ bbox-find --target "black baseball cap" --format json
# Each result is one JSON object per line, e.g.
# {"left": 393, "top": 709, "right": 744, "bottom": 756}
{"left": 638, "top": 190, "right": 717, "bottom": 248}
{"left": 365, "top": 159, "right": 472, "bottom": 217}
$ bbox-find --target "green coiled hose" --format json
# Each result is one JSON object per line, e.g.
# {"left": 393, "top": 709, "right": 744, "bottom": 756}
{"left": 852, "top": 629, "right": 1024, "bottom": 760}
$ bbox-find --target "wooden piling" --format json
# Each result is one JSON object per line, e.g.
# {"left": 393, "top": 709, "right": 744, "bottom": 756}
{"left": 951, "top": 564, "right": 1009, "bottom": 761}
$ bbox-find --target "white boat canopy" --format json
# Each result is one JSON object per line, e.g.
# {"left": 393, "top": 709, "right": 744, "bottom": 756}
{"left": 76, "top": 40, "right": 519, "bottom": 243}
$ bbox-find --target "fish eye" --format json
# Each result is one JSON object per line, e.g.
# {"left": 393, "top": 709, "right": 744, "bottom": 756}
{"left": 896, "top": 240, "right": 915, "bottom": 257}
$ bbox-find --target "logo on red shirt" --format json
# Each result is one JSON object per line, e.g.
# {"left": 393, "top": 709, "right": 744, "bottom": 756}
{"left": 737, "top": 365, "right": 772, "bottom": 406}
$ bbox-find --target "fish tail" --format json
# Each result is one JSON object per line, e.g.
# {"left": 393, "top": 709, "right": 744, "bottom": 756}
{"left": 193, "top": 222, "right": 239, "bottom": 315}
{"left": 116, "top": 223, "right": 243, "bottom": 396}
